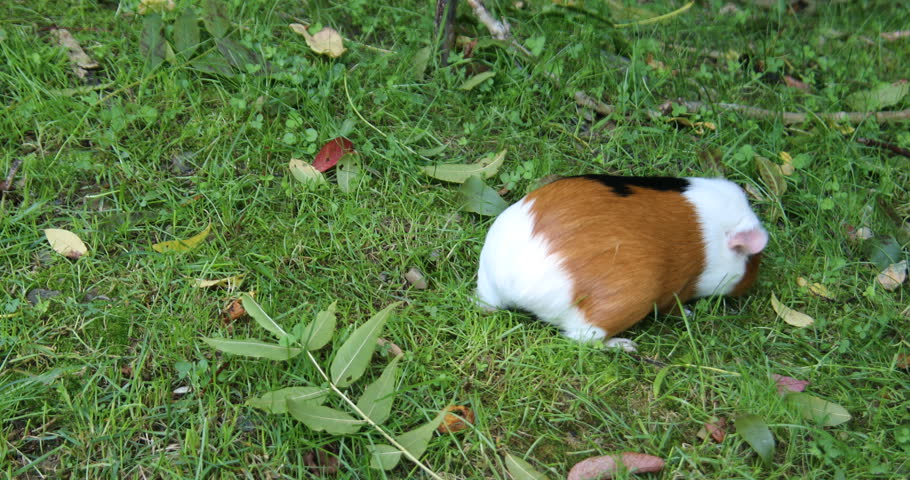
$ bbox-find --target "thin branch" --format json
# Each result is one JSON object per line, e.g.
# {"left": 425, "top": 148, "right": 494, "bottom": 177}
{"left": 856, "top": 137, "right": 910, "bottom": 158}
{"left": 465, "top": 0, "right": 533, "bottom": 56}
{"left": 574, "top": 91, "right": 910, "bottom": 125}
{"left": 304, "top": 351, "right": 444, "bottom": 480}
{"left": 1, "top": 158, "right": 23, "bottom": 192}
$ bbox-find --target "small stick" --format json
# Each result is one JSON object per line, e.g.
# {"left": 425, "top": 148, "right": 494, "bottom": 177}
{"left": 1, "top": 158, "right": 22, "bottom": 192}
{"left": 856, "top": 137, "right": 910, "bottom": 159}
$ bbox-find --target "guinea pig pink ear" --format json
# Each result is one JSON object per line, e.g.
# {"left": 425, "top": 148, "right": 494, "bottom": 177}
{"left": 728, "top": 227, "right": 768, "bottom": 255}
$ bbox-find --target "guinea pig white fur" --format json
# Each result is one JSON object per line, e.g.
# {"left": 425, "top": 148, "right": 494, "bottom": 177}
{"left": 476, "top": 175, "right": 767, "bottom": 344}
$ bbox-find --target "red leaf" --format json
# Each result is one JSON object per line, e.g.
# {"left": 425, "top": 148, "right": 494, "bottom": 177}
{"left": 705, "top": 418, "right": 727, "bottom": 443}
{"left": 772, "top": 374, "right": 809, "bottom": 395}
{"left": 312, "top": 137, "right": 354, "bottom": 172}
{"left": 568, "top": 452, "right": 665, "bottom": 480}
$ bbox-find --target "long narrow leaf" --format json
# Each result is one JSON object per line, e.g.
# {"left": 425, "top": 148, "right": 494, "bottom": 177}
{"left": 296, "top": 301, "right": 336, "bottom": 351}
{"left": 286, "top": 403, "right": 363, "bottom": 434}
{"left": 330, "top": 302, "right": 400, "bottom": 387}
{"left": 734, "top": 414, "right": 775, "bottom": 463}
{"left": 140, "top": 13, "right": 167, "bottom": 70}
{"left": 247, "top": 387, "right": 328, "bottom": 414}
{"left": 370, "top": 411, "right": 445, "bottom": 470}
{"left": 505, "top": 454, "right": 549, "bottom": 480}
{"left": 241, "top": 293, "right": 288, "bottom": 340}
{"left": 355, "top": 356, "right": 400, "bottom": 424}
{"left": 202, "top": 338, "right": 301, "bottom": 361}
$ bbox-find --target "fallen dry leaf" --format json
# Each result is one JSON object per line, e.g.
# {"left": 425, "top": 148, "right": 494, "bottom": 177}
{"left": 152, "top": 223, "right": 212, "bottom": 253}
{"left": 779, "top": 151, "right": 795, "bottom": 176}
{"left": 376, "top": 338, "right": 403, "bottom": 357}
{"left": 568, "top": 452, "right": 665, "bottom": 480}
{"left": 796, "top": 277, "right": 835, "bottom": 300}
{"left": 783, "top": 75, "right": 810, "bottom": 91}
{"left": 223, "top": 297, "right": 246, "bottom": 322}
{"left": 404, "top": 267, "right": 428, "bottom": 290}
{"left": 312, "top": 137, "right": 354, "bottom": 172}
{"left": 304, "top": 443, "right": 339, "bottom": 476}
{"left": 138, "top": 0, "right": 175, "bottom": 14}
{"left": 877, "top": 260, "right": 907, "bottom": 291}
{"left": 289, "top": 159, "right": 326, "bottom": 185}
{"left": 896, "top": 353, "right": 910, "bottom": 369}
{"left": 290, "top": 23, "right": 346, "bottom": 58}
{"left": 193, "top": 275, "right": 245, "bottom": 290}
{"left": 50, "top": 28, "right": 100, "bottom": 79}
{"left": 697, "top": 417, "right": 727, "bottom": 443}
{"left": 437, "top": 405, "right": 475, "bottom": 434}
{"left": 45, "top": 228, "right": 89, "bottom": 260}
{"left": 770, "top": 293, "right": 814, "bottom": 327}
{"left": 772, "top": 374, "right": 810, "bottom": 395}
{"left": 845, "top": 224, "right": 874, "bottom": 241}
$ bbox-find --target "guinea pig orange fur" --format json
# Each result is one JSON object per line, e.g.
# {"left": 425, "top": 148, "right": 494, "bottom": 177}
{"left": 476, "top": 175, "right": 767, "bottom": 346}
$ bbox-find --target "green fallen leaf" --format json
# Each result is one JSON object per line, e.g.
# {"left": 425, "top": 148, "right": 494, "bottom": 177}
{"left": 189, "top": 50, "right": 235, "bottom": 76}
{"left": 459, "top": 175, "right": 508, "bottom": 216}
{"left": 868, "top": 236, "right": 903, "bottom": 270}
{"left": 411, "top": 46, "right": 431, "bottom": 81}
{"left": 421, "top": 149, "right": 507, "bottom": 183}
{"left": 460, "top": 70, "right": 496, "bottom": 90}
{"left": 786, "top": 393, "right": 851, "bottom": 427}
{"left": 330, "top": 302, "right": 400, "bottom": 387}
{"left": 505, "top": 453, "right": 550, "bottom": 480}
{"left": 241, "top": 293, "right": 289, "bottom": 340}
{"left": 734, "top": 413, "right": 775, "bottom": 464}
{"left": 295, "top": 301, "right": 337, "bottom": 351}
{"left": 247, "top": 386, "right": 328, "bottom": 414}
{"left": 846, "top": 82, "right": 910, "bottom": 112}
{"left": 202, "top": 338, "right": 302, "bottom": 361}
{"left": 369, "top": 411, "right": 445, "bottom": 470}
{"left": 355, "top": 356, "right": 400, "bottom": 424}
{"left": 755, "top": 155, "right": 787, "bottom": 197}
{"left": 216, "top": 37, "right": 266, "bottom": 73}
{"left": 174, "top": 8, "right": 200, "bottom": 56}
{"left": 337, "top": 154, "right": 366, "bottom": 193}
{"left": 286, "top": 403, "right": 363, "bottom": 434}
{"left": 202, "top": 0, "right": 230, "bottom": 39}
{"left": 140, "top": 13, "right": 167, "bottom": 70}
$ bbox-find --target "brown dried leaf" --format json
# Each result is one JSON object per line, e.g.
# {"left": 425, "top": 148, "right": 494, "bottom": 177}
{"left": 223, "top": 298, "right": 246, "bottom": 322}
{"left": 404, "top": 267, "right": 428, "bottom": 289}
{"left": 437, "top": 405, "right": 475, "bottom": 434}
{"left": 783, "top": 75, "right": 810, "bottom": 91}
{"left": 376, "top": 338, "right": 404, "bottom": 357}
{"left": 877, "top": 260, "right": 907, "bottom": 291}
{"left": 568, "top": 452, "right": 665, "bottom": 480}
{"left": 896, "top": 353, "right": 910, "bottom": 369}
{"left": 50, "top": 28, "right": 99, "bottom": 79}
{"left": 304, "top": 443, "right": 339, "bottom": 476}
{"left": 772, "top": 374, "right": 810, "bottom": 395}
{"left": 696, "top": 417, "right": 727, "bottom": 443}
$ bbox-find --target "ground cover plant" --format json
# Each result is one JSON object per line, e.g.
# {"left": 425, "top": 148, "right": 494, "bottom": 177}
{"left": 2, "top": 0, "right": 909, "bottom": 478}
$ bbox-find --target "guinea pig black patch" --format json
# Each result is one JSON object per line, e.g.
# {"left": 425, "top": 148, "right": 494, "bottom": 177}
{"left": 574, "top": 175, "right": 690, "bottom": 197}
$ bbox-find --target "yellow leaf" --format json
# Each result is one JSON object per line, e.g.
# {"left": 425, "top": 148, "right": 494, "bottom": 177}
{"left": 193, "top": 274, "right": 245, "bottom": 290}
{"left": 797, "top": 277, "right": 834, "bottom": 300}
{"left": 289, "top": 24, "right": 346, "bottom": 58}
{"left": 779, "top": 151, "right": 795, "bottom": 176}
{"left": 45, "top": 228, "right": 88, "bottom": 259}
{"left": 877, "top": 260, "right": 907, "bottom": 291}
{"left": 289, "top": 159, "right": 326, "bottom": 185}
{"left": 138, "top": 0, "right": 175, "bottom": 15}
{"left": 770, "top": 293, "right": 814, "bottom": 327}
{"left": 153, "top": 223, "right": 212, "bottom": 253}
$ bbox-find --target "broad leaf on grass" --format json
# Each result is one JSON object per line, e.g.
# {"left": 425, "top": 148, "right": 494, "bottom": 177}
{"left": 330, "top": 302, "right": 400, "bottom": 387}
{"left": 868, "top": 236, "right": 903, "bottom": 269}
{"left": 140, "top": 13, "right": 167, "bottom": 70}
{"left": 216, "top": 37, "right": 265, "bottom": 73}
{"left": 786, "top": 393, "right": 851, "bottom": 426}
{"left": 174, "top": 9, "right": 200, "bottom": 56}
{"left": 202, "top": 0, "right": 230, "bottom": 39}
{"left": 313, "top": 137, "right": 355, "bottom": 172}
{"left": 459, "top": 70, "right": 496, "bottom": 90}
{"left": 877, "top": 260, "right": 907, "bottom": 291}
{"left": 411, "top": 46, "right": 431, "bottom": 80}
{"left": 505, "top": 453, "right": 549, "bottom": 480}
{"left": 369, "top": 412, "right": 445, "bottom": 470}
{"left": 755, "top": 155, "right": 787, "bottom": 197}
{"left": 289, "top": 159, "right": 326, "bottom": 185}
{"left": 846, "top": 82, "right": 910, "bottom": 112}
{"left": 202, "top": 338, "right": 302, "bottom": 361}
{"left": 421, "top": 149, "right": 506, "bottom": 183}
{"left": 289, "top": 24, "right": 347, "bottom": 58}
{"left": 459, "top": 175, "right": 508, "bottom": 216}
{"left": 45, "top": 228, "right": 88, "bottom": 260}
{"left": 152, "top": 223, "right": 212, "bottom": 253}
{"left": 734, "top": 414, "right": 775, "bottom": 464}
{"left": 287, "top": 403, "right": 363, "bottom": 434}
{"left": 247, "top": 386, "right": 328, "bottom": 414}
{"left": 295, "top": 301, "right": 337, "bottom": 351}
{"left": 355, "top": 356, "right": 400, "bottom": 424}
{"left": 337, "top": 154, "right": 366, "bottom": 193}
{"left": 190, "top": 51, "right": 235, "bottom": 76}
{"left": 568, "top": 452, "right": 665, "bottom": 480}
{"left": 241, "top": 293, "right": 288, "bottom": 340}
{"left": 770, "top": 293, "right": 814, "bottom": 327}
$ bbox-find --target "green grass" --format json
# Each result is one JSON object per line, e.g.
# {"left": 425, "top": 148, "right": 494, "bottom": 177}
{"left": 2, "top": 0, "right": 909, "bottom": 478}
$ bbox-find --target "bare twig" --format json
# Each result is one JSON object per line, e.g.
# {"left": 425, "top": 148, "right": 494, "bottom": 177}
{"left": 466, "top": 0, "right": 510, "bottom": 40}
{"left": 1, "top": 158, "right": 22, "bottom": 192}
{"left": 856, "top": 137, "right": 910, "bottom": 159}
{"left": 881, "top": 30, "right": 910, "bottom": 41}
{"left": 574, "top": 91, "right": 910, "bottom": 125}
{"left": 434, "top": 0, "right": 458, "bottom": 66}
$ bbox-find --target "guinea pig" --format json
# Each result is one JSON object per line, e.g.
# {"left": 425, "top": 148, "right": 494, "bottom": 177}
{"left": 475, "top": 175, "right": 767, "bottom": 349}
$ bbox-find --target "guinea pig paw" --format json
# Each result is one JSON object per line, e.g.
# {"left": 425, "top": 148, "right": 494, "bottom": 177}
{"left": 603, "top": 337, "right": 638, "bottom": 353}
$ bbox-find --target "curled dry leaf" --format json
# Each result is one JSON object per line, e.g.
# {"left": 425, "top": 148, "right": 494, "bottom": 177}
{"left": 697, "top": 417, "right": 727, "bottom": 443}
{"left": 568, "top": 452, "right": 665, "bottom": 480}
{"left": 50, "top": 29, "right": 99, "bottom": 79}
{"left": 796, "top": 277, "right": 834, "bottom": 300}
{"left": 896, "top": 353, "right": 910, "bottom": 369}
{"left": 289, "top": 23, "right": 346, "bottom": 58}
{"left": 138, "top": 0, "right": 176, "bottom": 14}
{"left": 223, "top": 297, "right": 247, "bottom": 322}
{"left": 437, "top": 405, "right": 475, "bottom": 434}
{"left": 845, "top": 224, "right": 874, "bottom": 241}
{"left": 778, "top": 151, "right": 795, "bottom": 176}
{"left": 770, "top": 292, "right": 814, "bottom": 327}
{"left": 877, "top": 260, "right": 907, "bottom": 291}
{"left": 193, "top": 274, "right": 245, "bottom": 290}
{"left": 783, "top": 75, "right": 810, "bottom": 91}
{"left": 772, "top": 374, "right": 809, "bottom": 395}
{"left": 152, "top": 223, "right": 212, "bottom": 253}
{"left": 45, "top": 228, "right": 89, "bottom": 260}
{"left": 313, "top": 137, "right": 355, "bottom": 172}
